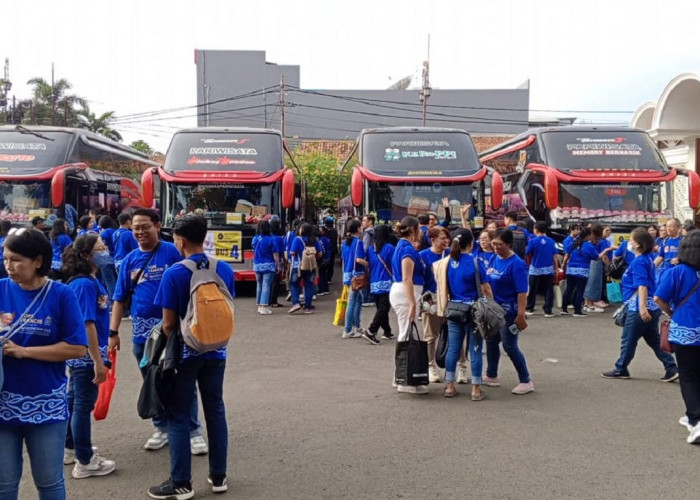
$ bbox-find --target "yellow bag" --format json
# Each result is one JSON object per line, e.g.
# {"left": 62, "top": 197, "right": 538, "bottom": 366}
{"left": 333, "top": 286, "right": 349, "bottom": 326}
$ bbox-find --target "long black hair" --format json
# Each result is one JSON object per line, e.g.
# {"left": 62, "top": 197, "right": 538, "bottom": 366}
{"left": 49, "top": 218, "right": 68, "bottom": 243}
{"left": 345, "top": 219, "right": 361, "bottom": 246}
{"left": 373, "top": 224, "right": 392, "bottom": 253}
{"left": 299, "top": 223, "right": 317, "bottom": 246}
{"left": 450, "top": 228, "right": 474, "bottom": 260}
{"left": 572, "top": 227, "right": 592, "bottom": 253}
{"left": 61, "top": 233, "right": 99, "bottom": 277}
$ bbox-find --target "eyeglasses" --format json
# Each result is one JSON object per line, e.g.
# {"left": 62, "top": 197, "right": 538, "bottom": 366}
{"left": 132, "top": 225, "right": 154, "bottom": 233}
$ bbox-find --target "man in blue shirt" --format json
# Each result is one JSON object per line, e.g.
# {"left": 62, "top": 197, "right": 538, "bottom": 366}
{"left": 655, "top": 217, "right": 682, "bottom": 270}
{"left": 112, "top": 212, "right": 139, "bottom": 273}
{"left": 525, "top": 222, "right": 558, "bottom": 317}
{"left": 148, "top": 214, "right": 235, "bottom": 500}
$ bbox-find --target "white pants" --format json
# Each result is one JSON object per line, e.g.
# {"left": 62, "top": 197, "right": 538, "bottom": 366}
{"left": 389, "top": 282, "right": 423, "bottom": 342}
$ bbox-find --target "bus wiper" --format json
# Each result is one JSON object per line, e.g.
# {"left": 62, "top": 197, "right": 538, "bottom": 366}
{"left": 15, "top": 125, "right": 54, "bottom": 141}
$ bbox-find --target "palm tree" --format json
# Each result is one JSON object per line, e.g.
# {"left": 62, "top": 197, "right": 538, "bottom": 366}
{"left": 76, "top": 105, "right": 123, "bottom": 142}
{"left": 25, "top": 77, "right": 87, "bottom": 126}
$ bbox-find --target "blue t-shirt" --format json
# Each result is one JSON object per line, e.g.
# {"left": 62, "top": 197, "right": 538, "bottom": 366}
{"left": 448, "top": 253, "right": 488, "bottom": 303}
{"left": 252, "top": 235, "right": 277, "bottom": 273}
{"left": 655, "top": 264, "right": 700, "bottom": 346}
{"left": 563, "top": 235, "right": 574, "bottom": 254}
{"left": 0, "top": 279, "right": 87, "bottom": 425}
{"left": 474, "top": 247, "right": 495, "bottom": 269}
{"left": 100, "top": 228, "right": 116, "bottom": 255}
{"left": 613, "top": 240, "right": 636, "bottom": 266}
{"left": 273, "top": 235, "right": 285, "bottom": 260}
{"left": 526, "top": 235, "right": 557, "bottom": 275}
{"left": 290, "top": 236, "right": 323, "bottom": 271}
{"left": 341, "top": 237, "right": 366, "bottom": 285}
{"left": 419, "top": 248, "right": 448, "bottom": 294}
{"left": 368, "top": 244, "right": 395, "bottom": 294}
{"left": 621, "top": 254, "right": 659, "bottom": 312}
{"left": 567, "top": 241, "right": 599, "bottom": 278}
{"left": 284, "top": 230, "right": 296, "bottom": 258}
{"left": 591, "top": 238, "right": 611, "bottom": 253}
{"left": 155, "top": 254, "right": 236, "bottom": 362}
{"left": 659, "top": 236, "right": 682, "bottom": 268}
{"left": 113, "top": 242, "right": 182, "bottom": 344}
{"left": 113, "top": 228, "right": 139, "bottom": 268}
{"left": 487, "top": 254, "right": 528, "bottom": 314}
{"left": 392, "top": 239, "right": 425, "bottom": 286}
{"left": 51, "top": 234, "right": 73, "bottom": 270}
{"left": 66, "top": 276, "right": 110, "bottom": 368}
{"left": 320, "top": 236, "right": 332, "bottom": 264}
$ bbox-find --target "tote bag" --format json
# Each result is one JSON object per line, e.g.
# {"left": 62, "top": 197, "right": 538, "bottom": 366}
{"left": 93, "top": 350, "right": 117, "bottom": 420}
{"left": 333, "top": 286, "right": 349, "bottom": 326}
{"left": 394, "top": 322, "right": 429, "bottom": 386}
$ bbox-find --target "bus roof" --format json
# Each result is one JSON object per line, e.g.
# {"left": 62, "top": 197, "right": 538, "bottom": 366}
{"left": 357, "top": 126, "right": 472, "bottom": 138}
{"left": 173, "top": 127, "right": 283, "bottom": 137}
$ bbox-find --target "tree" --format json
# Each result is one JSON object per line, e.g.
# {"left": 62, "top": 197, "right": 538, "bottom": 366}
{"left": 76, "top": 105, "right": 122, "bottom": 142}
{"left": 294, "top": 148, "right": 353, "bottom": 217}
{"left": 24, "top": 77, "right": 87, "bottom": 126}
{"left": 129, "top": 139, "right": 155, "bottom": 155}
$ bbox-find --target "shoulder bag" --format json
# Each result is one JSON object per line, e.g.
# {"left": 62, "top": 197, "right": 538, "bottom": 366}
{"left": 471, "top": 258, "right": 506, "bottom": 339}
{"left": 660, "top": 278, "right": 700, "bottom": 353}
{"left": 350, "top": 240, "right": 369, "bottom": 291}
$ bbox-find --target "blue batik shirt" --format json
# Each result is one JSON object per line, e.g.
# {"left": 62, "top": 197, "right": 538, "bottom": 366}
{"left": 655, "top": 264, "right": 700, "bottom": 346}
{"left": 526, "top": 235, "right": 557, "bottom": 276}
{"left": 621, "top": 254, "right": 659, "bottom": 313}
{"left": 66, "top": 276, "right": 110, "bottom": 369}
{"left": 367, "top": 243, "right": 395, "bottom": 294}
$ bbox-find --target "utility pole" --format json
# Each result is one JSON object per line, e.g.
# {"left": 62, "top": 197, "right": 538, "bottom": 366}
{"left": 279, "top": 75, "right": 285, "bottom": 137}
{"left": 1, "top": 58, "right": 11, "bottom": 123}
{"left": 419, "top": 35, "right": 431, "bottom": 126}
{"left": 51, "top": 62, "right": 56, "bottom": 125}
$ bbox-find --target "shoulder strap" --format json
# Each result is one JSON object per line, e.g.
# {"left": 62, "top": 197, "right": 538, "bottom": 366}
{"left": 673, "top": 278, "right": 700, "bottom": 317}
{"left": 376, "top": 250, "right": 392, "bottom": 278}
{"left": 131, "top": 242, "right": 161, "bottom": 290}
{"left": 473, "top": 257, "right": 483, "bottom": 298}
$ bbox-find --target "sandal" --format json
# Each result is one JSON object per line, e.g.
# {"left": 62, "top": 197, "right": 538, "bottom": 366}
{"left": 444, "top": 387, "right": 457, "bottom": 398}
{"left": 471, "top": 391, "right": 486, "bottom": 401}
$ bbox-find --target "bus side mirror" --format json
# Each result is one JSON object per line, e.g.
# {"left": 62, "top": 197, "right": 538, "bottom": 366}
{"left": 282, "top": 169, "right": 295, "bottom": 209}
{"left": 490, "top": 171, "right": 503, "bottom": 210}
{"left": 351, "top": 169, "right": 363, "bottom": 207}
{"left": 543, "top": 169, "right": 559, "bottom": 210}
{"left": 688, "top": 170, "right": 700, "bottom": 210}
{"left": 141, "top": 168, "right": 155, "bottom": 208}
{"left": 51, "top": 169, "right": 66, "bottom": 208}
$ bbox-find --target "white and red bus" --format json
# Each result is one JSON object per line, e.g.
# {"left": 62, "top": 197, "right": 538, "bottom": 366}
{"left": 346, "top": 127, "right": 503, "bottom": 226}
{"left": 479, "top": 126, "right": 700, "bottom": 240}
{"left": 0, "top": 125, "right": 154, "bottom": 227}
{"left": 141, "top": 127, "right": 298, "bottom": 280}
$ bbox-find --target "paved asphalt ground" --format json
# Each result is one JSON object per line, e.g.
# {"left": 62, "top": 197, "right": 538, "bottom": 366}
{"left": 17, "top": 275, "right": 700, "bottom": 499}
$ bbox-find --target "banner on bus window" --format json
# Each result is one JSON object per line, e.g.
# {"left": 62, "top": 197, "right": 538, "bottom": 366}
{"left": 204, "top": 230, "right": 243, "bottom": 263}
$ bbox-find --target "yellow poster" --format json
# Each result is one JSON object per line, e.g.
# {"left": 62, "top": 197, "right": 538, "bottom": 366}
{"left": 204, "top": 230, "right": 243, "bottom": 263}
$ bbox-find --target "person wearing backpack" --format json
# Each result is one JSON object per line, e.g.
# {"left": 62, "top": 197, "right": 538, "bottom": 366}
{"left": 504, "top": 211, "right": 531, "bottom": 260}
{"left": 288, "top": 223, "right": 323, "bottom": 314}
{"left": 149, "top": 214, "right": 235, "bottom": 499}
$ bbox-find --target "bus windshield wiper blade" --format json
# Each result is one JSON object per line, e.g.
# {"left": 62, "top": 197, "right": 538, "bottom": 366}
{"left": 15, "top": 125, "right": 54, "bottom": 141}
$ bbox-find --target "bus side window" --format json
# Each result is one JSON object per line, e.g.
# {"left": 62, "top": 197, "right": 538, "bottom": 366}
{"left": 522, "top": 172, "right": 547, "bottom": 221}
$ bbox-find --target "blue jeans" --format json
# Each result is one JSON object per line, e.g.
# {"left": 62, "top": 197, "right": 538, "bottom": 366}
{"left": 166, "top": 358, "right": 227, "bottom": 484}
{"left": 344, "top": 288, "right": 362, "bottom": 333}
{"left": 614, "top": 309, "right": 677, "bottom": 373}
{"left": 255, "top": 272, "right": 275, "bottom": 306}
{"left": 446, "top": 319, "right": 483, "bottom": 385}
{"left": 99, "top": 263, "right": 117, "bottom": 299}
{"left": 132, "top": 342, "right": 202, "bottom": 435}
{"left": 290, "top": 269, "right": 315, "bottom": 310}
{"left": 486, "top": 313, "right": 531, "bottom": 383}
{"left": 65, "top": 366, "right": 99, "bottom": 464}
{"left": 0, "top": 420, "right": 68, "bottom": 500}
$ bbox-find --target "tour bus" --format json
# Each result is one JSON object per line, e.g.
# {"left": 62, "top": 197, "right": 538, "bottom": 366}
{"left": 344, "top": 127, "right": 503, "bottom": 227}
{"left": 140, "top": 127, "right": 298, "bottom": 281}
{"left": 479, "top": 126, "right": 700, "bottom": 241}
{"left": 0, "top": 125, "right": 155, "bottom": 227}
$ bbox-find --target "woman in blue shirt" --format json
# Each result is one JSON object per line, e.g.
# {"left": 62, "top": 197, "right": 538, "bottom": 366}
{"left": 252, "top": 220, "right": 280, "bottom": 315}
{"left": 365, "top": 224, "right": 395, "bottom": 343}
{"left": 97, "top": 215, "right": 118, "bottom": 299}
{"left": 61, "top": 233, "right": 117, "bottom": 479}
{"left": 603, "top": 228, "right": 678, "bottom": 381}
{"left": 561, "top": 227, "right": 606, "bottom": 317}
{"left": 0, "top": 228, "right": 87, "bottom": 499}
{"left": 389, "top": 216, "right": 426, "bottom": 395}
{"left": 341, "top": 219, "right": 367, "bottom": 338}
{"left": 289, "top": 223, "right": 323, "bottom": 314}
{"left": 474, "top": 229, "right": 496, "bottom": 269}
{"left": 269, "top": 217, "right": 285, "bottom": 308}
{"left": 434, "top": 229, "right": 492, "bottom": 400}
{"left": 583, "top": 223, "right": 611, "bottom": 311}
{"left": 49, "top": 218, "right": 73, "bottom": 281}
{"left": 485, "top": 229, "right": 534, "bottom": 395}
{"left": 655, "top": 230, "right": 700, "bottom": 443}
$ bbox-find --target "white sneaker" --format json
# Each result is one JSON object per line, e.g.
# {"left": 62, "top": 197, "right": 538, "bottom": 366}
{"left": 72, "top": 453, "right": 116, "bottom": 479}
{"left": 397, "top": 384, "right": 429, "bottom": 395}
{"left": 190, "top": 435, "right": 209, "bottom": 455}
{"left": 64, "top": 446, "right": 98, "bottom": 465}
{"left": 342, "top": 328, "right": 362, "bottom": 339}
{"left": 429, "top": 365, "right": 442, "bottom": 383}
{"left": 260, "top": 306, "right": 272, "bottom": 315}
{"left": 688, "top": 423, "right": 700, "bottom": 444}
{"left": 525, "top": 311, "right": 534, "bottom": 317}
{"left": 456, "top": 364, "right": 469, "bottom": 384}
{"left": 680, "top": 415, "right": 693, "bottom": 431}
{"left": 144, "top": 430, "right": 169, "bottom": 450}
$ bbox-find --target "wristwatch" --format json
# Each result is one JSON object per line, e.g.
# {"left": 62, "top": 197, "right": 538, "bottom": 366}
{"left": 109, "top": 329, "right": 119, "bottom": 338}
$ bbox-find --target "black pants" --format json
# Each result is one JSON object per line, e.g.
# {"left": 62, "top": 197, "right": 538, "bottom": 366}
{"left": 562, "top": 275, "right": 587, "bottom": 314}
{"left": 270, "top": 272, "right": 281, "bottom": 305}
{"left": 326, "top": 254, "right": 336, "bottom": 283}
{"left": 368, "top": 293, "right": 391, "bottom": 335}
{"left": 675, "top": 344, "right": 700, "bottom": 426}
{"left": 526, "top": 274, "right": 554, "bottom": 314}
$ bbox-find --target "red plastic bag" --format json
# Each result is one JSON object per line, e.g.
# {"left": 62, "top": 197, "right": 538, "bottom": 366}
{"left": 93, "top": 350, "right": 117, "bottom": 420}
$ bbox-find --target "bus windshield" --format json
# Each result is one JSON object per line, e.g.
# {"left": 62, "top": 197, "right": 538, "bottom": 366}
{"left": 541, "top": 131, "right": 666, "bottom": 171}
{"left": 164, "top": 132, "right": 283, "bottom": 173}
{"left": 361, "top": 131, "right": 480, "bottom": 177}
{"left": 0, "top": 180, "right": 52, "bottom": 222}
{"left": 0, "top": 130, "right": 71, "bottom": 175}
{"left": 558, "top": 182, "right": 665, "bottom": 215}
{"left": 163, "top": 182, "right": 278, "bottom": 227}
{"left": 367, "top": 181, "right": 476, "bottom": 223}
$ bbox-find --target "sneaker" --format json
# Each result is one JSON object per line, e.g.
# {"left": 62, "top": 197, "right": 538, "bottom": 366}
{"left": 362, "top": 302, "right": 375, "bottom": 307}
{"left": 572, "top": 312, "right": 588, "bottom": 318}
{"left": 144, "top": 430, "right": 169, "bottom": 450}
{"left": 361, "top": 330, "right": 381, "bottom": 345}
{"left": 285, "top": 293, "right": 292, "bottom": 302}
{"left": 392, "top": 378, "right": 398, "bottom": 388}
{"left": 317, "top": 291, "right": 330, "bottom": 296}
{"left": 312, "top": 295, "right": 317, "bottom": 300}
{"left": 525, "top": 310, "right": 534, "bottom": 317}
{"left": 64, "top": 446, "right": 98, "bottom": 465}
{"left": 342, "top": 328, "right": 362, "bottom": 339}
{"left": 594, "top": 301, "right": 609, "bottom": 308}
{"left": 260, "top": 306, "right": 272, "bottom": 315}
{"left": 397, "top": 384, "right": 429, "bottom": 395}
{"left": 688, "top": 423, "right": 700, "bottom": 444}
{"left": 661, "top": 370, "right": 680, "bottom": 383}
{"left": 429, "top": 365, "right": 442, "bottom": 383}
{"left": 680, "top": 416, "right": 693, "bottom": 431}
{"left": 560, "top": 310, "right": 570, "bottom": 316}
{"left": 72, "top": 453, "right": 116, "bottom": 479}
{"left": 208, "top": 475, "right": 228, "bottom": 494}
{"left": 380, "top": 332, "right": 394, "bottom": 340}
{"left": 303, "top": 309, "right": 314, "bottom": 314}
{"left": 584, "top": 305, "right": 604, "bottom": 313}
{"left": 544, "top": 313, "right": 555, "bottom": 318}
{"left": 456, "top": 364, "right": 469, "bottom": 384}
{"left": 148, "top": 478, "right": 194, "bottom": 500}
{"left": 512, "top": 381, "right": 535, "bottom": 395}
{"left": 288, "top": 304, "right": 302, "bottom": 314}
{"left": 190, "top": 435, "right": 208, "bottom": 455}
{"left": 482, "top": 376, "right": 500, "bottom": 387}
{"left": 601, "top": 369, "right": 631, "bottom": 379}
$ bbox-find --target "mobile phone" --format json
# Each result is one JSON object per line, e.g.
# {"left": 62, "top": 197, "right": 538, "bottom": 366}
{"left": 508, "top": 323, "right": 520, "bottom": 335}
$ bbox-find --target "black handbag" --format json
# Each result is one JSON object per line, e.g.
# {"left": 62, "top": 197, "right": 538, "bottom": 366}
{"left": 394, "top": 322, "right": 429, "bottom": 386}
{"left": 608, "top": 256, "right": 627, "bottom": 280}
{"left": 435, "top": 321, "right": 449, "bottom": 369}
{"left": 445, "top": 301, "right": 472, "bottom": 324}
{"left": 137, "top": 327, "right": 167, "bottom": 419}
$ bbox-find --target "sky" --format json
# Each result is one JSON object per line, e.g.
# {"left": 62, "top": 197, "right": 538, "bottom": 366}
{"left": 3, "top": 0, "right": 700, "bottom": 152}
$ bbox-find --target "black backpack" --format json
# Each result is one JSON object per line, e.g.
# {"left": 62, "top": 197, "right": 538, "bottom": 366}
{"left": 511, "top": 229, "right": 527, "bottom": 259}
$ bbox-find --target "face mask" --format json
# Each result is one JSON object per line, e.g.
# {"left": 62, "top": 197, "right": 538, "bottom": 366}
{"left": 92, "top": 250, "right": 112, "bottom": 267}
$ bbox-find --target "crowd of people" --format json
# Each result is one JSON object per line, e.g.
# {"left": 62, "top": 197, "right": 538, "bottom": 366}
{"left": 2, "top": 204, "right": 700, "bottom": 499}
